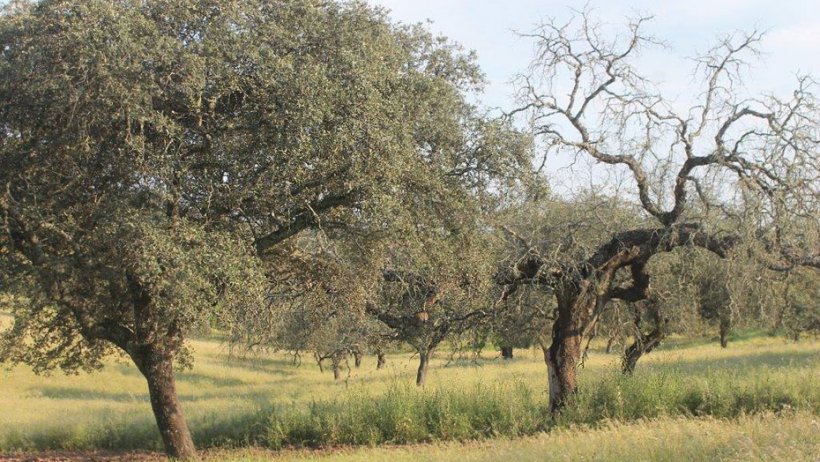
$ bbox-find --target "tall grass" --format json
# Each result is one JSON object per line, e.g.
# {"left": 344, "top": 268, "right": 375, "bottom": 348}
{"left": 265, "top": 379, "right": 546, "bottom": 448}
{"left": 260, "top": 364, "right": 817, "bottom": 449}
{"left": 0, "top": 326, "right": 817, "bottom": 453}
{"left": 203, "top": 411, "right": 820, "bottom": 462}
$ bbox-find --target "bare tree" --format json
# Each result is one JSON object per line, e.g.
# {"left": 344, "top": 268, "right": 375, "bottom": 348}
{"left": 501, "top": 10, "right": 820, "bottom": 411}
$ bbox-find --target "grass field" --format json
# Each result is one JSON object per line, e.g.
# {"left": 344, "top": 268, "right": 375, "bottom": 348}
{"left": 1, "top": 308, "right": 818, "bottom": 459}
{"left": 203, "top": 411, "right": 820, "bottom": 462}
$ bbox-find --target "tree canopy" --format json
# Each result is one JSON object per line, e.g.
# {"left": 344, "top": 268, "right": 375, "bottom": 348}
{"left": 0, "top": 1, "right": 531, "bottom": 458}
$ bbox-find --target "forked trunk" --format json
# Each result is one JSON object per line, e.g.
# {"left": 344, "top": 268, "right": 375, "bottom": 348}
{"left": 134, "top": 350, "right": 196, "bottom": 460}
{"left": 622, "top": 298, "right": 667, "bottom": 375}
{"left": 314, "top": 352, "right": 325, "bottom": 373}
{"left": 416, "top": 350, "right": 431, "bottom": 386}
{"left": 622, "top": 329, "right": 665, "bottom": 374}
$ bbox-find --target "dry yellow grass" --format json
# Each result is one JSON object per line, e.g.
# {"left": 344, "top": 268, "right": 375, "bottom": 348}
{"left": 1, "top": 307, "right": 818, "bottom": 457}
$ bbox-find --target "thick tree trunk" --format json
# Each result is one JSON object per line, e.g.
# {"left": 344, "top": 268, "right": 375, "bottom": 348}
{"left": 135, "top": 351, "right": 196, "bottom": 460}
{"left": 376, "top": 350, "right": 386, "bottom": 369}
{"left": 545, "top": 291, "right": 591, "bottom": 412}
{"left": 501, "top": 346, "right": 514, "bottom": 359}
{"left": 416, "top": 350, "right": 431, "bottom": 386}
{"left": 546, "top": 326, "right": 581, "bottom": 412}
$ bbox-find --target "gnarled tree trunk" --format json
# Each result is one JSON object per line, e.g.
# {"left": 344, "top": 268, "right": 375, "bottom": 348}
{"left": 132, "top": 349, "right": 196, "bottom": 460}
{"left": 545, "top": 288, "right": 597, "bottom": 412}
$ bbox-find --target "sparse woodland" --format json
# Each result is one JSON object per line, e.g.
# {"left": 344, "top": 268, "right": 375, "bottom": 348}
{"left": 0, "top": 1, "right": 817, "bottom": 460}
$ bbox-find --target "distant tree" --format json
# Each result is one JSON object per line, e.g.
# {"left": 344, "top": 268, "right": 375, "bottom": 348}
{"left": 781, "top": 270, "right": 820, "bottom": 340}
{"left": 501, "top": 11, "right": 819, "bottom": 411}
{"left": 696, "top": 263, "right": 734, "bottom": 348}
{"left": 368, "top": 255, "right": 491, "bottom": 387}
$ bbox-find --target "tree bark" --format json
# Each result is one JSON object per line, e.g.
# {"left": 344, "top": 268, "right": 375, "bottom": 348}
{"left": 545, "top": 290, "right": 591, "bottom": 412}
{"left": 134, "top": 350, "right": 196, "bottom": 460}
{"left": 416, "top": 350, "right": 431, "bottom": 386}
{"left": 501, "top": 346, "right": 514, "bottom": 359}
{"left": 353, "top": 350, "right": 362, "bottom": 368}
{"left": 376, "top": 350, "right": 386, "bottom": 369}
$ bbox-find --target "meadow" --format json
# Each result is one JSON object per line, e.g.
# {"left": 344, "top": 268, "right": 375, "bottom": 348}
{"left": 1, "top": 308, "right": 818, "bottom": 460}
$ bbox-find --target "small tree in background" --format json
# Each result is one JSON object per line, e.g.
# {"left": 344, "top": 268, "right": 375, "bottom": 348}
{"left": 781, "top": 270, "right": 820, "bottom": 340}
{"left": 696, "top": 262, "right": 734, "bottom": 348}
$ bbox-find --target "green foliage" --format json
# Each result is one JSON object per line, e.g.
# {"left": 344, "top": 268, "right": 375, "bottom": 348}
{"left": 0, "top": 213, "right": 267, "bottom": 372}
{"left": 0, "top": 0, "right": 531, "bottom": 375}
{"left": 782, "top": 270, "right": 820, "bottom": 339}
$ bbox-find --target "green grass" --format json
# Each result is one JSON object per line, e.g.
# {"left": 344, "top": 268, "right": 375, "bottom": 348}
{"left": 0, "top": 312, "right": 818, "bottom": 456}
{"left": 204, "top": 411, "right": 820, "bottom": 461}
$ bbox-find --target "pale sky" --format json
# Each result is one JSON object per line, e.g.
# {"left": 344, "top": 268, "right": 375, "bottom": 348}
{"left": 368, "top": 1, "right": 820, "bottom": 195}
{"left": 368, "top": 0, "right": 820, "bottom": 112}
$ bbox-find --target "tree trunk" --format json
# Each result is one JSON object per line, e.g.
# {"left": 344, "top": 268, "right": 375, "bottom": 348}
{"left": 500, "top": 346, "right": 514, "bottom": 359}
{"left": 622, "top": 298, "right": 667, "bottom": 375}
{"left": 376, "top": 350, "right": 386, "bottom": 369}
{"left": 605, "top": 335, "right": 617, "bottom": 354}
{"left": 353, "top": 350, "right": 362, "bottom": 368}
{"left": 545, "top": 291, "right": 591, "bottom": 412}
{"left": 416, "top": 350, "right": 431, "bottom": 386}
{"left": 622, "top": 329, "right": 665, "bottom": 374}
{"left": 546, "top": 325, "right": 581, "bottom": 412}
{"left": 331, "top": 353, "right": 342, "bottom": 380}
{"left": 719, "top": 320, "right": 730, "bottom": 348}
{"left": 134, "top": 350, "right": 196, "bottom": 460}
